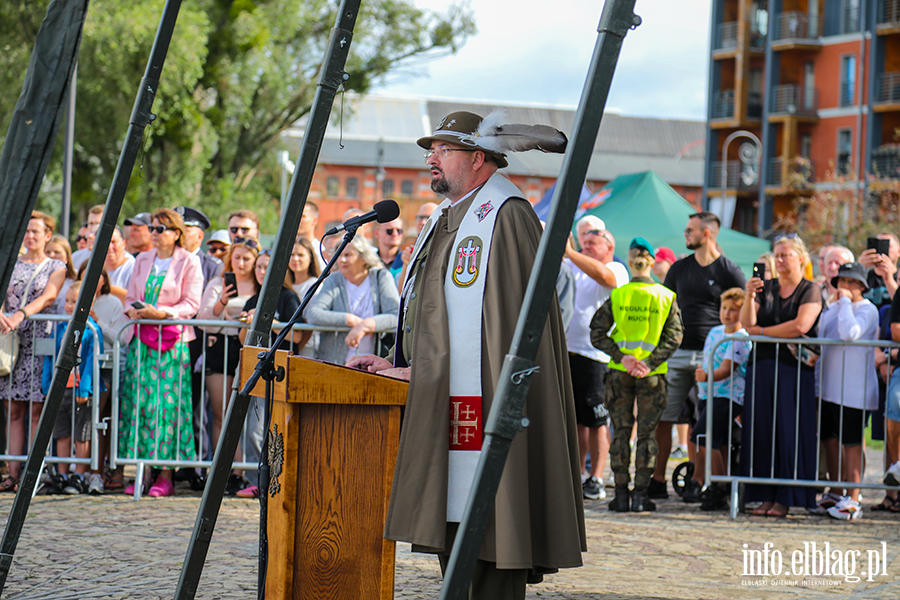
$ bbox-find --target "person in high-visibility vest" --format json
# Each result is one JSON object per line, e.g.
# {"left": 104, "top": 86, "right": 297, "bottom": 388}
{"left": 590, "top": 237, "right": 683, "bottom": 512}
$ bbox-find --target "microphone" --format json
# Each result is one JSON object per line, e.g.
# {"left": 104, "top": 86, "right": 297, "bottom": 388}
{"left": 325, "top": 200, "right": 400, "bottom": 236}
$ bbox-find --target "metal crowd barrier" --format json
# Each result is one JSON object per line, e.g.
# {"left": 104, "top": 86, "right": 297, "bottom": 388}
{"left": 701, "top": 334, "right": 900, "bottom": 518}
{"left": 110, "top": 317, "right": 394, "bottom": 499}
{"left": 0, "top": 314, "right": 106, "bottom": 476}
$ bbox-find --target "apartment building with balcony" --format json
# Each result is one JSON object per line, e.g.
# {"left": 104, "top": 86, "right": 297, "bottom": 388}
{"left": 704, "top": 0, "right": 900, "bottom": 236}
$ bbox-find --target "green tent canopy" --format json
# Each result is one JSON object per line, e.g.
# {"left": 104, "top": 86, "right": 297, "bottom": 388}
{"left": 573, "top": 171, "right": 770, "bottom": 277}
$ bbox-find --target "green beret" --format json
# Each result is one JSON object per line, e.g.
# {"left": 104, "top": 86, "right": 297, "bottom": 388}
{"left": 630, "top": 237, "right": 654, "bottom": 256}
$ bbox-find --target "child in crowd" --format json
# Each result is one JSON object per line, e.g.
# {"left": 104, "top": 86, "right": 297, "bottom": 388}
{"left": 43, "top": 281, "right": 106, "bottom": 494}
{"left": 816, "top": 262, "right": 879, "bottom": 521}
{"left": 691, "top": 287, "right": 752, "bottom": 511}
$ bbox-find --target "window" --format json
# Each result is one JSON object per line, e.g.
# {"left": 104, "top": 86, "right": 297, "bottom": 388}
{"left": 326, "top": 176, "right": 339, "bottom": 197}
{"left": 837, "top": 129, "right": 852, "bottom": 174}
{"left": 401, "top": 179, "right": 414, "bottom": 196}
{"left": 345, "top": 177, "right": 359, "bottom": 198}
{"left": 840, "top": 55, "right": 855, "bottom": 107}
{"left": 382, "top": 179, "right": 395, "bottom": 198}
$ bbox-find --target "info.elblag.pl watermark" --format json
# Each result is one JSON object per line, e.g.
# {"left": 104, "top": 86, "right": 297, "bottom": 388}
{"left": 741, "top": 541, "right": 890, "bottom": 586}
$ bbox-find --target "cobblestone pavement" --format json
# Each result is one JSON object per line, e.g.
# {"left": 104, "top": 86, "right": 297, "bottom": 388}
{"left": 2, "top": 453, "right": 900, "bottom": 599}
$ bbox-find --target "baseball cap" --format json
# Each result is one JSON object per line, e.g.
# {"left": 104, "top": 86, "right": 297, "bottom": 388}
{"left": 123, "top": 212, "right": 152, "bottom": 227}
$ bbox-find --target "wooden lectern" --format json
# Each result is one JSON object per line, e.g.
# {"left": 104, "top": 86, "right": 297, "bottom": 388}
{"left": 240, "top": 348, "right": 408, "bottom": 600}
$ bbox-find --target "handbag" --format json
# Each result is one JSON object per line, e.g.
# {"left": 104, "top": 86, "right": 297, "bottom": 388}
{"left": 0, "top": 331, "right": 19, "bottom": 377}
{"left": 0, "top": 258, "right": 50, "bottom": 376}
{"left": 137, "top": 323, "right": 182, "bottom": 352}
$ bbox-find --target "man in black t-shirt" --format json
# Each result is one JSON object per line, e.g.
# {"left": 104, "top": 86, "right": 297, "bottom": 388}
{"left": 648, "top": 211, "right": 746, "bottom": 500}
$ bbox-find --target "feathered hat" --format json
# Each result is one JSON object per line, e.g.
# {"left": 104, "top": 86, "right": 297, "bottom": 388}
{"left": 417, "top": 110, "right": 568, "bottom": 169}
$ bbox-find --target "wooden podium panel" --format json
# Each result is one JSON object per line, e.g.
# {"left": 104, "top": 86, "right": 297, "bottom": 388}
{"left": 240, "top": 349, "right": 408, "bottom": 600}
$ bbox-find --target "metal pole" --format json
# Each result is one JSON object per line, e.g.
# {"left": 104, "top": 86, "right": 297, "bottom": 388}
{"left": 0, "top": 0, "right": 184, "bottom": 593}
{"left": 173, "top": 2, "right": 362, "bottom": 597}
{"left": 61, "top": 62, "right": 77, "bottom": 240}
{"left": 439, "top": 1, "right": 640, "bottom": 598}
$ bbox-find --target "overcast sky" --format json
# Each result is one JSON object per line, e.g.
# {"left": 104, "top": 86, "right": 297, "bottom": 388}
{"left": 375, "top": 0, "right": 712, "bottom": 121}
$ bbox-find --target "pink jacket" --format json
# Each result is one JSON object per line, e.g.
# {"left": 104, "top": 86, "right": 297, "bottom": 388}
{"left": 123, "top": 245, "right": 203, "bottom": 344}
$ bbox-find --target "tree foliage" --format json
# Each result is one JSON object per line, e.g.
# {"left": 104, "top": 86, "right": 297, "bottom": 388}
{"left": 0, "top": 0, "right": 475, "bottom": 230}
{"left": 771, "top": 157, "right": 900, "bottom": 256}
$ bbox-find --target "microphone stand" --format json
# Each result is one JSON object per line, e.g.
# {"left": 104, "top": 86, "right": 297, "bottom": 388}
{"left": 254, "top": 225, "right": 359, "bottom": 600}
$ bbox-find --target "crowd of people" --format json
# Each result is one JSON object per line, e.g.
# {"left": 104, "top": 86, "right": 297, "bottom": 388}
{"left": 0, "top": 131, "right": 897, "bottom": 534}
{"left": 0, "top": 200, "right": 417, "bottom": 498}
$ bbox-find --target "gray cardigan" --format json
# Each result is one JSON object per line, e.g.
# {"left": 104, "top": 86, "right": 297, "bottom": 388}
{"left": 307, "top": 267, "right": 400, "bottom": 364}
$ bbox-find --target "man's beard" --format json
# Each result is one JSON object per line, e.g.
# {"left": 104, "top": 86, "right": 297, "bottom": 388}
{"left": 686, "top": 239, "right": 701, "bottom": 250}
{"left": 431, "top": 171, "right": 451, "bottom": 196}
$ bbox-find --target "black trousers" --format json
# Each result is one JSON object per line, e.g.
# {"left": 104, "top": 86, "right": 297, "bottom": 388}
{"left": 437, "top": 523, "right": 527, "bottom": 600}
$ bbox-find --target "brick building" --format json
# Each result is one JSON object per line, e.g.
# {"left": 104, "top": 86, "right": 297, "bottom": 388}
{"left": 704, "top": 0, "right": 900, "bottom": 236}
{"left": 281, "top": 96, "right": 705, "bottom": 238}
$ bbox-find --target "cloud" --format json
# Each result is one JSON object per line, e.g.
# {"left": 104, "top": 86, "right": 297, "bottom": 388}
{"left": 375, "top": 0, "right": 711, "bottom": 119}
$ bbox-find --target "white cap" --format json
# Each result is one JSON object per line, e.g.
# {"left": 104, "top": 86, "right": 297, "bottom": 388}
{"left": 208, "top": 229, "right": 231, "bottom": 245}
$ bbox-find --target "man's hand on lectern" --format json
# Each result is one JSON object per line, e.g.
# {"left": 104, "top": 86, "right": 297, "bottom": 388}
{"left": 347, "top": 354, "right": 392, "bottom": 373}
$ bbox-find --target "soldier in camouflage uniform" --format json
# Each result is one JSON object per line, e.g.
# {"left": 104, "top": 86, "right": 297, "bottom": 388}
{"left": 591, "top": 238, "right": 683, "bottom": 512}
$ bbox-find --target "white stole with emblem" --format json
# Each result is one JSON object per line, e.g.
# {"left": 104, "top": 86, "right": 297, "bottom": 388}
{"left": 441, "top": 174, "right": 522, "bottom": 522}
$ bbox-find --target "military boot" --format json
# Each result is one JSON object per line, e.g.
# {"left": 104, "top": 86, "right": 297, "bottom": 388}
{"left": 608, "top": 485, "right": 631, "bottom": 512}
{"left": 630, "top": 488, "right": 657, "bottom": 512}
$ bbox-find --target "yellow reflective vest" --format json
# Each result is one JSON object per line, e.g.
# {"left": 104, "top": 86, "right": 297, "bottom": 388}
{"left": 608, "top": 281, "right": 676, "bottom": 376}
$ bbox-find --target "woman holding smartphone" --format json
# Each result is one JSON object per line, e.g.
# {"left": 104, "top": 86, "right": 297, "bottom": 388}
{"left": 120, "top": 209, "right": 202, "bottom": 497}
{"left": 197, "top": 236, "right": 260, "bottom": 493}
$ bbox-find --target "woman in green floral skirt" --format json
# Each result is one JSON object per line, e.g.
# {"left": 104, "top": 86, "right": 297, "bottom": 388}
{"left": 120, "top": 208, "right": 203, "bottom": 497}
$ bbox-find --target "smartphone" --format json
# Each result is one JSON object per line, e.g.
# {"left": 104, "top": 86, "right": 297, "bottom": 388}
{"left": 131, "top": 301, "right": 145, "bottom": 310}
{"left": 752, "top": 262, "right": 766, "bottom": 280}
{"left": 868, "top": 237, "right": 891, "bottom": 256}
{"left": 223, "top": 272, "right": 237, "bottom": 297}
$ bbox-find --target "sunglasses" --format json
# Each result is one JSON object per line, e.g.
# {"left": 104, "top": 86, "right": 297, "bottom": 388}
{"left": 259, "top": 249, "right": 272, "bottom": 257}
{"left": 208, "top": 246, "right": 227, "bottom": 255}
{"left": 229, "top": 226, "right": 253, "bottom": 235}
{"left": 233, "top": 236, "right": 260, "bottom": 250}
{"left": 384, "top": 228, "right": 402, "bottom": 235}
{"left": 149, "top": 225, "right": 176, "bottom": 234}
{"left": 75, "top": 235, "right": 87, "bottom": 243}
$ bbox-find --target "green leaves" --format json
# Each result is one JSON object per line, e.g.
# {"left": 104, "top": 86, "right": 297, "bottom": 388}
{"left": 0, "top": 0, "right": 473, "bottom": 229}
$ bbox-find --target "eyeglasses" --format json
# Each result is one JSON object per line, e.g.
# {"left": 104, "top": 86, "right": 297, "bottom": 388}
{"left": 423, "top": 147, "right": 477, "bottom": 160}
{"left": 229, "top": 226, "right": 253, "bottom": 235}
{"left": 259, "top": 249, "right": 272, "bottom": 256}
{"left": 583, "top": 229, "right": 611, "bottom": 244}
{"left": 774, "top": 232, "right": 801, "bottom": 244}
{"left": 75, "top": 235, "right": 87, "bottom": 243}
{"left": 233, "top": 236, "right": 260, "bottom": 250}
{"left": 149, "top": 225, "right": 176, "bottom": 234}
{"left": 208, "top": 246, "right": 227, "bottom": 255}
{"left": 384, "top": 228, "right": 402, "bottom": 235}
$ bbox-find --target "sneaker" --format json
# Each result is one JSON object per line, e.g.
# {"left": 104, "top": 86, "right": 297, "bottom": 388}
{"left": 811, "top": 491, "right": 843, "bottom": 515}
{"left": 47, "top": 471, "right": 68, "bottom": 495}
{"left": 827, "top": 497, "right": 862, "bottom": 521}
{"left": 236, "top": 484, "right": 260, "bottom": 499}
{"left": 682, "top": 479, "right": 703, "bottom": 503}
{"left": 87, "top": 473, "right": 104, "bottom": 495}
{"left": 63, "top": 474, "right": 88, "bottom": 495}
{"left": 582, "top": 476, "right": 606, "bottom": 500}
{"left": 225, "top": 473, "right": 246, "bottom": 496}
{"left": 647, "top": 477, "right": 668, "bottom": 499}
{"left": 885, "top": 461, "right": 900, "bottom": 487}
{"left": 670, "top": 446, "right": 688, "bottom": 460}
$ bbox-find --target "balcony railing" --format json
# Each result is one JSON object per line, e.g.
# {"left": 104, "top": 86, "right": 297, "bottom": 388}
{"left": 871, "top": 149, "right": 900, "bottom": 178}
{"left": 772, "top": 12, "right": 819, "bottom": 41}
{"left": 715, "top": 22, "right": 738, "bottom": 50}
{"left": 881, "top": 0, "right": 900, "bottom": 26}
{"left": 766, "top": 157, "right": 815, "bottom": 187}
{"left": 711, "top": 160, "right": 764, "bottom": 190}
{"left": 876, "top": 72, "right": 900, "bottom": 104}
{"left": 770, "top": 84, "right": 818, "bottom": 115}
{"left": 843, "top": 5, "right": 861, "bottom": 33}
{"left": 712, "top": 90, "right": 735, "bottom": 120}
{"left": 840, "top": 81, "right": 855, "bottom": 107}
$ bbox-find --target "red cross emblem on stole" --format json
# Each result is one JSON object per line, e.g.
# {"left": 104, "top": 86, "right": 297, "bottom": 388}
{"left": 449, "top": 396, "right": 482, "bottom": 451}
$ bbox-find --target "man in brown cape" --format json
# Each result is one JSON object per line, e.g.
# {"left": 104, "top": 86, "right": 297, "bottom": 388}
{"left": 349, "top": 111, "right": 585, "bottom": 599}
